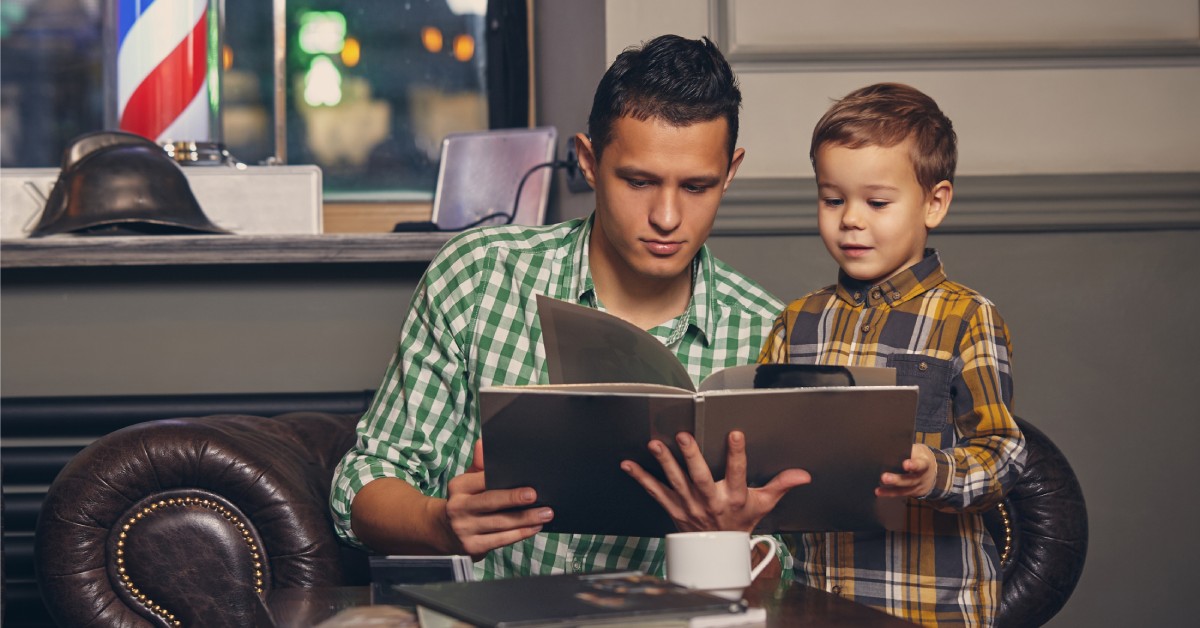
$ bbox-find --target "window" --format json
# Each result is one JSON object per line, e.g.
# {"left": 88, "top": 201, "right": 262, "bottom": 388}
{"left": 0, "top": 0, "right": 529, "bottom": 206}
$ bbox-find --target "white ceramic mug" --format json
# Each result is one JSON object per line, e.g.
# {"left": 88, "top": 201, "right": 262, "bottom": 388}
{"left": 664, "top": 531, "right": 779, "bottom": 599}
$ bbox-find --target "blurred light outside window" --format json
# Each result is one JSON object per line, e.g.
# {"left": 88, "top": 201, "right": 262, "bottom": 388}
{"left": 1, "top": 0, "right": 500, "bottom": 206}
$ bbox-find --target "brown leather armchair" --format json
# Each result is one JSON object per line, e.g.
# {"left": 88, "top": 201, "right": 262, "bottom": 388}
{"left": 35, "top": 412, "right": 370, "bottom": 627}
{"left": 983, "top": 416, "right": 1089, "bottom": 628}
{"left": 35, "top": 412, "right": 1086, "bottom": 627}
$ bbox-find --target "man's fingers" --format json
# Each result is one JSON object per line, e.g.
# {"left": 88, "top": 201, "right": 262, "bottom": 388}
{"left": 470, "top": 486, "right": 539, "bottom": 514}
{"left": 648, "top": 439, "right": 695, "bottom": 498}
{"left": 461, "top": 506, "right": 553, "bottom": 535}
{"left": 448, "top": 474, "right": 539, "bottom": 515}
{"left": 459, "top": 524, "right": 545, "bottom": 560}
{"left": 621, "top": 459, "right": 689, "bottom": 521}
{"left": 468, "top": 439, "right": 485, "bottom": 472}
{"left": 722, "top": 431, "right": 749, "bottom": 502}
{"left": 759, "top": 468, "right": 811, "bottom": 501}
{"left": 676, "top": 433, "right": 717, "bottom": 495}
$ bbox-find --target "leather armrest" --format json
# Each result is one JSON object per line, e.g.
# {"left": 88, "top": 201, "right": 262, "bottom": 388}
{"left": 35, "top": 411, "right": 367, "bottom": 627}
{"left": 984, "top": 416, "right": 1089, "bottom": 628}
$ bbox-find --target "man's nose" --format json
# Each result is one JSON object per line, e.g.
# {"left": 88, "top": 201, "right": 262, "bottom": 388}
{"left": 649, "top": 189, "right": 682, "bottom": 232}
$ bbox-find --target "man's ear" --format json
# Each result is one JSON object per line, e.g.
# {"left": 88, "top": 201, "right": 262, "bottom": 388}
{"left": 721, "top": 147, "right": 746, "bottom": 193}
{"left": 924, "top": 180, "right": 953, "bottom": 229}
{"left": 574, "top": 133, "right": 598, "bottom": 190}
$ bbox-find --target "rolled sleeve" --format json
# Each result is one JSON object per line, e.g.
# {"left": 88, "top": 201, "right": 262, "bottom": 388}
{"left": 329, "top": 241, "right": 478, "bottom": 547}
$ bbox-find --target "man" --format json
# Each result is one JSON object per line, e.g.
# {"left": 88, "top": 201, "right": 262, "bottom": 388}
{"left": 330, "top": 34, "right": 809, "bottom": 579}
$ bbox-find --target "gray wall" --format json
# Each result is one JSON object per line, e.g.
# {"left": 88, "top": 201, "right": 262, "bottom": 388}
{"left": 708, "top": 228, "right": 1200, "bottom": 627}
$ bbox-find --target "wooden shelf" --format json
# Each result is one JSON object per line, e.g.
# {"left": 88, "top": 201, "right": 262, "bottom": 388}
{"left": 0, "top": 232, "right": 455, "bottom": 269}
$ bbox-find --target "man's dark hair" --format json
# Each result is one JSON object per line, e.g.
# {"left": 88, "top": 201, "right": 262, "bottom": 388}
{"left": 587, "top": 35, "right": 741, "bottom": 163}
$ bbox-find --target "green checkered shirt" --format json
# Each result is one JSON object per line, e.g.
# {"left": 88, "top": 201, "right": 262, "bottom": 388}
{"left": 330, "top": 215, "right": 785, "bottom": 579}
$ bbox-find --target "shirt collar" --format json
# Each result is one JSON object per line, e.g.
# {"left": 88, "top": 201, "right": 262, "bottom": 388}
{"left": 569, "top": 212, "right": 715, "bottom": 345}
{"left": 834, "top": 249, "right": 947, "bottom": 307}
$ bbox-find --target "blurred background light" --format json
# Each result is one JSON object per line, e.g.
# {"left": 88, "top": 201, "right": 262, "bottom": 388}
{"left": 341, "top": 35, "right": 361, "bottom": 67}
{"left": 303, "top": 55, "right": 342, "bottom": 106}
{"left": 298, "top": 11, "right": 347, "bottom": 55}
{"left": 453, "top": 33, "right": 474, "bottom": 62}
{"left": 421, "top": 26, "right": 443, "bottom": 53}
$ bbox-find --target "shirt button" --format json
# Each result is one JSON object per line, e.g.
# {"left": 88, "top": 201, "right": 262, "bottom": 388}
{"left": 860, "top": 324, "right": 870, "bottom": 333}
{"left": 831, "top": 585, "right": 842, "bottom": 595}
{"left": 870, "top": 289, "right": 881, "bottom": 300}
{"left": 853, "top": 291, "right": 862, "bottom": 301}
{"left": 571, "top": 559, "right": 583, "bottom": 572}
{"left": 918, "top": 361, "right": 928, "bottom": 371}
{"left": 891, "top": 291, "right": 901, "bottom": 299}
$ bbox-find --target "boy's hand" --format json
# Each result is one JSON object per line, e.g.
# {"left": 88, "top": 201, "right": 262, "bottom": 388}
{"left": 876, "top": 444, "right": 937, "bottom": 498}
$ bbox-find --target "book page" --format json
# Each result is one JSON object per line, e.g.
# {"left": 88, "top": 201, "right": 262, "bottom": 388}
{"left": 697, "top": 363, "right": 896, "bottom": 392}
{"left": 537, "top": 294, "right": 696, "bottom": 391}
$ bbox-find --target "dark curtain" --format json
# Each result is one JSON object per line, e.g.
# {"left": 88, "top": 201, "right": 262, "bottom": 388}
{"left": 485, "top": 0, "right": 530, "bottom": 129}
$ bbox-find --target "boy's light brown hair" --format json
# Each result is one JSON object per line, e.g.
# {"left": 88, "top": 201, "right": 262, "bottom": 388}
{"left": 809, "top": 82, "right": 957, "bottom": 192}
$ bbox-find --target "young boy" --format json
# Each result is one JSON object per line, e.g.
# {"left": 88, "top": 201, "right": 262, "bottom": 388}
{"left": 758, "top": 83, "right": 1028, "bottom": 626}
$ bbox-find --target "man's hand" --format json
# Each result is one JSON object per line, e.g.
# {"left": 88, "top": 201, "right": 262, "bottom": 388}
{"left": 441, "top": 439, "right": 552, "bottom": 560}
{"left": 875, "top": 443, "right": 937, "bottom": 498}
{"left": 352, "top": 440, "right": 551, "bottom": 561}
{"left": 620, "top": 431, "right": 811, "bottom": 533}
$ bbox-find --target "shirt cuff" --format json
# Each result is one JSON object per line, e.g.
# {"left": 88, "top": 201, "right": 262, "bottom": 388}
{"left": 920, "top": 446, "right": 956, "bottom": 502}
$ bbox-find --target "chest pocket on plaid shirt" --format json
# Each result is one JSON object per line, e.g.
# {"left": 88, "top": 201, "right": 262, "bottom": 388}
{"left": 887, "top": 354, "right": 953, "bottom": 433}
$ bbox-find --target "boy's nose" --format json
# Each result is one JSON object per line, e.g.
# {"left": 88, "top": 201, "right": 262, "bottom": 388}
{"left": 841, "top": 203, "right": 866, "bottom": 229}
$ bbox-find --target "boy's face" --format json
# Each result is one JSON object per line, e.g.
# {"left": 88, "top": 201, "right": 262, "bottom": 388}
{"left": 814, "top": 140, "right": 951, "bottom": 285}
{"left": 575, "top": 115, "right": 744, "bottom": 290}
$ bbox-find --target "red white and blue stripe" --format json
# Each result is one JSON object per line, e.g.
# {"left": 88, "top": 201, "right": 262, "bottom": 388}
{"left": 117, "top": 0, "right": 211, "bottom": 142}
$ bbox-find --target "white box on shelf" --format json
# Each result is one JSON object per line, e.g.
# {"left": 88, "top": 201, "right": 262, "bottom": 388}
{"left": 0, "top": 165, "right": 323, "bottom": 238}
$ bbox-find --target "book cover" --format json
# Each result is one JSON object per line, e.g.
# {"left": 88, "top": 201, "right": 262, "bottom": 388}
{"left": 369, "top": 555, "right": 477, "bottom": 605}
{"left": 387, "top": 571, "right": 745, "bottom": 628}
{"left": 479, "top": 296, "right": 917, "bottom": 536}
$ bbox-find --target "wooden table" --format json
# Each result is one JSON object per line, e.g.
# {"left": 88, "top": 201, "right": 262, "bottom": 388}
{"left": 265, "top": 576, "right": 919, "bottom": 627}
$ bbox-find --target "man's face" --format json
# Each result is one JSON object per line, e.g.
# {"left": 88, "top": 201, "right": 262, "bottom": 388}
{"left": 814, "top": 140, "right": 950, "bottom": 285}
{"left": 576, "top": 116, "right": 743, "bottom": 291}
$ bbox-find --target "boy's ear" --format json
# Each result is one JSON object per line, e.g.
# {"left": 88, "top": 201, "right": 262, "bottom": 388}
{"left": 924, "top": 180, "right": 953, "bottom": 229}
{"left": 574, "top": 133, "right": 598, "bottom": 190}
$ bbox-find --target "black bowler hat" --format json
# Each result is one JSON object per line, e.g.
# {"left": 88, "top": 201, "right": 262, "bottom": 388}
{"left": 30, "top": 131, "right": 230, "bottom": 237}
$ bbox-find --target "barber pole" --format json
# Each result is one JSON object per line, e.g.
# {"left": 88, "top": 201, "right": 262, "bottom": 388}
{"left": 116, "top": 0, "right": 214, "bottom": 143}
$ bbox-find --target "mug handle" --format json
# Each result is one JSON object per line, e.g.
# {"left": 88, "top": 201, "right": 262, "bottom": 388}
{"left": 748, "top": 535, "right": 779, "bottom": 581}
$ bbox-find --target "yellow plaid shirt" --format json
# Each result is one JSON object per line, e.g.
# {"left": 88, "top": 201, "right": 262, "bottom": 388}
{"left": 759, "top": 250, "right": 1026, "bottom": 627}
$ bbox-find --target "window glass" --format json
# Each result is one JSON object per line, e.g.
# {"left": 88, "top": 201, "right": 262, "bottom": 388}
{"left": 1, "top": 0, "right": 500, "bottom": 203}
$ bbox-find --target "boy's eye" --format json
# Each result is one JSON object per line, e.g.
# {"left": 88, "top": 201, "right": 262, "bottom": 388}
{"left": 868, "top": 200, "right": 890, "bottom": 209}
{"left": 821, "top": 198, "right": 844, "bottom": 208}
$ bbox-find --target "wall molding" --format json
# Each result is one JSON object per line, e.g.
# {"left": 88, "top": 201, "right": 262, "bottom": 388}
{"left": 715, "top": 172, "right": 1200, "bottom": 235}
{"left": 709, "top": 0, "right": 1200, "bottom": 73}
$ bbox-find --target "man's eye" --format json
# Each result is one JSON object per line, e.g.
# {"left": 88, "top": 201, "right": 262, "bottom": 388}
{"left": 821, "top": 198, "right": 844, "bottom": 208}
{"left": 627, "top": 179, "right": 650, "bottom": 189}
{"left": 683, "top": 184, "right": 710, "bottom": 194}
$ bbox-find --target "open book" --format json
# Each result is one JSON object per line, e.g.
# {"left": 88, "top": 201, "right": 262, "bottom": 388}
{"left": 479, "top": 295, "right": 917, "bottom": 536}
